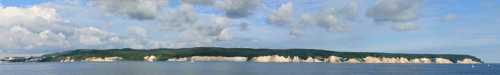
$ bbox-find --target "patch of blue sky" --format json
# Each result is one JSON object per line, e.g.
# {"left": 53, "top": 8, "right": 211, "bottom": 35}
{"left": 0, "top": 0, "right": 48, "bottom": 7}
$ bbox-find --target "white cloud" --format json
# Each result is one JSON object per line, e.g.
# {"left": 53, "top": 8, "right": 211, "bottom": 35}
{"left": 267, "top": 2, "right": 293, "bottom": 26}
{"left": 0, "top": 5, "right": 155, "bottom": 53}
{"left": 181, "top": 0, "right": 261, "bottom": 18}
{"left": 264, "top": 1, "right": 358, "bottom": 37}
{"left": 172, "top": 16, "right": 233, "bottom": 46}
{"left": 0, "top": 26, "right": 70, "bottom": 51}
{"left": 298, "top": 11, "right": 349, "bottom": 32}
{"left": 72, "top": 27, "right": 113, "bottom": 45}
{"left": 214, "top": 17, "right": 232, "bottom": 41}
{"left": 366, "top": 0, "right": 423, "bottom": 31}
{"left": 0, "top": 6, "right": 69, "bottom": 51}
{"left": 337, "top": 0, "right": 359, "bottom": 20}
{"left": 156, "top": 4, "right": 235, "bottom": 47}
{"left": 67, "top": 27, "right": 156, "bottom": 50}
{"left": 366, "top": 0, "right": 423, "bottom": 22}
{"left": 158, "top": 3, "right": 198, "bottom": 31}
{"left": 89, "top": 0, "right": 168, "bottom": 20}
{"left": 215, "top": 0, "right": 261, "bottom": 18}
{"left": 0, "top": 0, "right": 424, "bottom": 51}
{"left": 128, "top": 26, "right": 147, "bottom": 38}
{"left": 181, "top": 0, "right": 215, "bottom": 5}
{"left": 0, "top": 6, "right": 60, "bottom": 31}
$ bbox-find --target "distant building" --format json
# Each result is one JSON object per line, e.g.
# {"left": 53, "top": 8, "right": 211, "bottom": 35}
{"left": 27, "top": 57, "right": 44, "bottom": 62}
{"left": 0, "top": 56, "right": 44, "bottom": 62}
{"left": 2, "top": 57, "right": 28, "bottom": 62}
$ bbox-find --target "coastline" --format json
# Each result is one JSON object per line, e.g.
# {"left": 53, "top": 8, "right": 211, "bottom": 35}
{"left": 3, "top": 47, "right": 483, "bottom": 64}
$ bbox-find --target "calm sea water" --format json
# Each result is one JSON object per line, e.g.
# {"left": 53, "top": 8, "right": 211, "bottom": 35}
{"left": 0, "top": 62, "right": 498, "bottom": 75}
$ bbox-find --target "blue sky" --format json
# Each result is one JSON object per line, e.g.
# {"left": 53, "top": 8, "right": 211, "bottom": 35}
{"left": 0, "top": 0, "right": 499, "bottom": 62}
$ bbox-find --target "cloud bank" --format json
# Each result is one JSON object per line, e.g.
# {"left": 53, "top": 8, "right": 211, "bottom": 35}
{"left": 0, "top": 0, "right": 417, "bottom": 53}
{"left": 366, "top": 0, "right": 423, "bottom": 31}
{"left": 89, "top": 0, "right": 168, "bottom": 20}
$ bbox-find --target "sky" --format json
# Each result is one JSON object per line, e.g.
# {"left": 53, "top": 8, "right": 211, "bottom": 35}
{"left": 0, "top": 0, "right": 499, "bottom": 62}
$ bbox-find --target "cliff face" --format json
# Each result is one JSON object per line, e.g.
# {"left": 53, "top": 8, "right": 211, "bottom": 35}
{"left": 249, "top": 55, "right": 326, "bottom": 63}
{"left": 60, "top": 57, "right": 75, "bottom": 62}
{"left": 435, "top": 58, "right": 454, "bottom": 64}
{"left": 60, "top": 56, "right": 123, "bottom": 62}
{"left": 327, "top": 56, "right": 341, "bottom": 63}
{"left": 144, "top": 56, "right": 157, "bottom": 62}
{"left": 168, "top": 56, "right": 247, "bottom": 62}
{"left": 166, "top": 55, "right": 481, "bottom": 64}
{"left": 410, "top": 58, "right": 433, "bottom": 64}
{"left": 84, "top": 57, "right": 123, "bottom": 62}
{"left": 458, "top": 58, "right": 480, "bottom": 64}
{"left": 58, "top": 55, "right": 481, "bottom": 64}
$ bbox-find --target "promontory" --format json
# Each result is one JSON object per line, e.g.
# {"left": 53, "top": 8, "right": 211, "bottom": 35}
{"left": 39, "top": 47, "right": 482, "bottom": 64}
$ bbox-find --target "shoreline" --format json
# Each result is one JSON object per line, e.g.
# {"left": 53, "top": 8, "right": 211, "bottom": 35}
{"left": 2, "top": 61, "right": 497, "bottom": 64}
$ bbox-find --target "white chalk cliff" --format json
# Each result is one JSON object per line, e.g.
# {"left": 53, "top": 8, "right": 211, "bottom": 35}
{"left": 60, "top": 57, "right": 75, "bottom": 62}
{"left": 409, "top": 58, "right": 433, "bottom": 64}
{"left": 168, "top": 56, "right": 247, "bottom": 62}
{"left": 167, "top": 55, "right": 480, "bottom": 64}
{"left": 435, "top": 58, "right": 454, "bottom": 64}
{"left": 250, "top": 55, "right": 325, "bottom": 63}
{"left": 84, "top": 57, "right": 123, "bottom": 62}
{"left": 326, "top": 56, "right": 341, "bottom": 63}
{"left": 58, "top": 55, "right": 480, "bottom": 64}
{"left": 457, "top": 58, "right": 480, "bottom": 64}
{"left": 144, "top": 55, "right": 157, "bottom": 62}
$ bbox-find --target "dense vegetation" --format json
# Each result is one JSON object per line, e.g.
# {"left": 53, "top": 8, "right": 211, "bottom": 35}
{"left": 41, "top": 47, "right": 482, "bottom": 62}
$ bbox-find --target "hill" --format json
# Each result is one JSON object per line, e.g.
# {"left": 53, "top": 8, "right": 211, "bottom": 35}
{"left": 40, "top": 47, "right": 482, "bottom": 63}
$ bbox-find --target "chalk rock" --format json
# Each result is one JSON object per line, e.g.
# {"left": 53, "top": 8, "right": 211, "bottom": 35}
{"left": 144, "top": 55, "right": 157, "bottom": 62}
{"left": 458, "top": 58, "right": 480, "bottom": 64}
{"left": 327, "top": 56, "right": 341, "bottom": 63}
{"left": 60, "top": 57, "right": 75, "bottom": 63}
{"left": 189, "top": 56, "right": 247, "bottom": 62}
{"left": 84, "top": 57, "right": 123, "bottom": 62}
{"left": 435, "top": 58, "right": 453, "bottom": 64}
{"left": 346, "top": 58, "right": 361, "bottom": 64}
{"left": 364, "top": 56, "right": 382, "bottom": 64}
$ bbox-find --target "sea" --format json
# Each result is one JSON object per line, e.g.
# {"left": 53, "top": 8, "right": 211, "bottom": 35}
{"left": 0, "top": 62, "right": 498, "bottom": 75}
